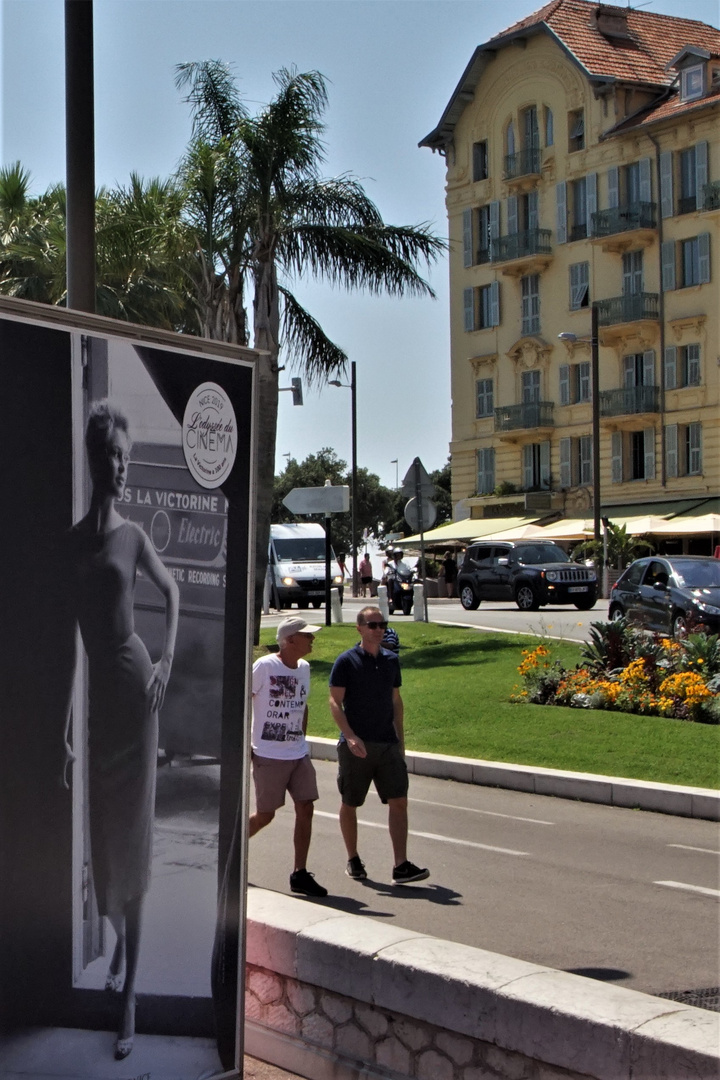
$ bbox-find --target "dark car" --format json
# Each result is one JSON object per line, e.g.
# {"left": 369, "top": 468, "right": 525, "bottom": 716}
{"left": 608, "top": 555, "right": 720, "bottom": 637}
{"left": 457, "top": 540, "right": 597, "bottom": 612}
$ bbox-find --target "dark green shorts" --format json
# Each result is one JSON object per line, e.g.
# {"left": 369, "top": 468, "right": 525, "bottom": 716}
{"left": 337, "top": 739, "right": 408, "bottom": 806}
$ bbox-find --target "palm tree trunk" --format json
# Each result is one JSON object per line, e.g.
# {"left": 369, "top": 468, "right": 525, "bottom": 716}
{"left": 252, "top": 255, "right": 280, "bottom": 638}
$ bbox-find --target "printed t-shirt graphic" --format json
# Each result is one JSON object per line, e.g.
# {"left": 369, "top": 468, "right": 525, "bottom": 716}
{"left": 251, "top": 653, "right": 310, "bottom": 759}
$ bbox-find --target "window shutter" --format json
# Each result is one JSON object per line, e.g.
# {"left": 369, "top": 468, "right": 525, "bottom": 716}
{"left": 642, "top": 350, "right": 655, "bottom": 388}
{"left": 556, "top": 182, "right": 567, "bottom": 244}
{"left": 611, "top": 431, "right": 623, "bottom": 483}
{"left": 462, "top": 208, "right": 472, "bottom": 268}
{"left": 639, "top": 157, "right": 652, "bottom": 203}
{"left": 661, "top": 240, "right": 676, "bottom": 291}
{"left": 698, "top": 232, "right": 711, "bottom": 283}
{"left": 660, "top": 151, "right": 674, "bottom": 218}
{"left": 687, "top": 344, "right": 701, "bottom": 386}
{"left": 489, "top": 200, "right": 500, "bottom": 241}
{"left": 665, "top": 424, "right": 678, "bottom": 478}
{"left": 579, "top": 434, "right": 592, "bottom": 485}
{"left": 528, "top": 190, "right": 538, "bottom": 231}
{"left": 586, "top": 172, "right": 597, "bottom": 235}
{"left": 664, "top": 345, "right": 677, "bottom": 391}
{"left": 507, "top": 195, "right": 518, "bottom": 235}
{"left": 643, "top": 428, "right": 655, "bottom": 480}
{"left": 522, "top": 445, "right": 533, "bottom": 489}
{"left": 463, "top": 287, "right": 474, "bottom": 332}
{"left": 623, "top": 354, "right": 635, "bottom": 389}
{"left": 559, "top": 364, "right": 571, "bottom": 405}
{"left": 559, "top": 437, "right": 572, "bottom": 488}
{"left": 689, "top": 422, "right": 702, "bottom": 474}
{"left": 607, "top": 166, "right": 619, "bottom": 209}
{"left": 540, "top": 441, "right": 551, "bottom": 488}
{"left": 489, "top": 280, "right": 500, "bottom": 327}
{"left": 695, "top": 142, "right": 708, "bottom": 210}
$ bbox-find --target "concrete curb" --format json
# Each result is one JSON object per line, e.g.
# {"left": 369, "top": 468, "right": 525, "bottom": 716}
{"left": 306, "top": 737, "right": 720, "bottom": 821}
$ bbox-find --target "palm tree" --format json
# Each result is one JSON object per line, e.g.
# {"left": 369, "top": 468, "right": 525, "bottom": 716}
{"left": 174, "top": 61, "right": 445, "bottom": 612}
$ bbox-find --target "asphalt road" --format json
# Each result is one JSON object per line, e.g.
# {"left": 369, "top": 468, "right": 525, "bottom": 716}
{"left": 247, "top": 760, "right": 720, "bottom": 1000}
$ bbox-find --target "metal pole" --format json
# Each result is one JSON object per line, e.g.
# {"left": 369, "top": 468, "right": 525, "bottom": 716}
{"left": 324, "top": 512, "right": 332, "bottom": 627}
{"left": 350, "top": 361, "right": 359, "bottom": 598}
{"left": 591, "top": 302, "right": 601, "bottom": 549}
{"left": 413, "top": 458, "right": 428, "bottom": 622}
{"left": 65, "top": 0, "right": 96, "bottom": 313}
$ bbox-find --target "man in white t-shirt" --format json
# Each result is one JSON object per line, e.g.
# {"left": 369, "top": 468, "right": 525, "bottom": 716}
{"left": 250, "top": 615, "right": 328, "bottom": 897}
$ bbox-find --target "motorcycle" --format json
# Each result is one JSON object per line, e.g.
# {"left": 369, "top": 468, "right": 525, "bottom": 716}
{"left": 386, "top": 561, "right": 415, "bottom": 616}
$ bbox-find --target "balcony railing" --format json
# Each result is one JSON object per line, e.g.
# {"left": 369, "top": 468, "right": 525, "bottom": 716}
{"left": 678, "top": 195, "right": 697, "bottom": 215}
{"left": 494, "top": 401, "right": 554, "bottom": 432}
{"left": 477, "top": 246, "right": 491, "bottom": 264}
{"left": 503, "top": 147, "right": 541, "bottom": 180}
{"left": 591, "top": 201, "right": 656, "bottom": 237}
{"left": 596, "top": 292, "right": 659, "bottom": 326}
{"left": 599, "top": 386, "right": 660, "bottom": 417}
{"left": 490, "top": 228, "right": 552, "bottom": 263}
{"left": 703, "top": 181, "right": 720, "bottom": 211}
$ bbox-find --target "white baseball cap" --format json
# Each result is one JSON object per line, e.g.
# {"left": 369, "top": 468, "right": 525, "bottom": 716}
{"left": 276, "top": 616, "right": 323, "bottom": 643}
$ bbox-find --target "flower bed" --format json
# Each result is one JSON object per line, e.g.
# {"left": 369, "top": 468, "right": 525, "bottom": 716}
{"left": 512, "top": 620, "right": 720, "bottom": 724}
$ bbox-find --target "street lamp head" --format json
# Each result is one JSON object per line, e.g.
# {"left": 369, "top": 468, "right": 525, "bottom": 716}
{"left": 558, "top": 331, "right": 578, "bottom": 342}
{"left": 329, "top": 379, "right": 341, "bottom": 387}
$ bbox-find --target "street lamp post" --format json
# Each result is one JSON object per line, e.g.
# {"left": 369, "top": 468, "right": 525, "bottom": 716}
{"left": 330, "top": 361, "right": 359, "bottom": 597}
{"left": 559, "top": 301, "right": 602, "bottom": 576}
{"left": 390, "top": 458, "right": 398, "bottom": 490}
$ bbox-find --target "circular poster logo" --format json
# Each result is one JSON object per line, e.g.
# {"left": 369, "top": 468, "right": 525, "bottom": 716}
{"left": 182, "top": 382, "right": 237, "bottom": 489}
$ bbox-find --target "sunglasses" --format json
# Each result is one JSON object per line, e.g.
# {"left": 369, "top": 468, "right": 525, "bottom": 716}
{"left": 361, "top": 620, "right": 388, "bottom": 630}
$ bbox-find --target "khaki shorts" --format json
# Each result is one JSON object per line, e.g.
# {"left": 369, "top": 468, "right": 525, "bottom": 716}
{"left": 337, "top": 740, "right": 408, "bottom": 807}
{"left": 252, "top": 753, "right": 319, "bottom": 814}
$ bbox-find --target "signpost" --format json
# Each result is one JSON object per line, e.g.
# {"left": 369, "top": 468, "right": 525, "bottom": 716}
{"left": 401, "top": 458, "right": 435, "bottom": 621}
{"left": 282, "top": 484, "right": 350, "bottom": 624}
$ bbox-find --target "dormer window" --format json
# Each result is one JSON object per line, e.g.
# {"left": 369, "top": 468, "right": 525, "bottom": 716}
{"left": 681, "top": 64, "right": 704, "bottom": 101}
{"left": 568, "top": 109, "right": 584, "bottom": 152}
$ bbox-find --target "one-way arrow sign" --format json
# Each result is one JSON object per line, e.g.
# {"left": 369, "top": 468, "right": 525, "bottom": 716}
{"left": 282, "top": 485, "right": 350, "bottom": 515}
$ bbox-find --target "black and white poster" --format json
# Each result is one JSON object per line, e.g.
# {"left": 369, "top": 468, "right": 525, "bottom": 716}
{"left": 0, "top": 301, "right": 257, "bottom": 1077}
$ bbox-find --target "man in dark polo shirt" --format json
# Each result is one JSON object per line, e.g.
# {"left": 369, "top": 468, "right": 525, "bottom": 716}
{"left": 328, "top": 606, "right": 429, "bottom": 885}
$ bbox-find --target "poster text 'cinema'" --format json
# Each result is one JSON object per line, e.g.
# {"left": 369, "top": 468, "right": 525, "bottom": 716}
{"left": 185, "top": 402, "right": 235, "bottom": 456}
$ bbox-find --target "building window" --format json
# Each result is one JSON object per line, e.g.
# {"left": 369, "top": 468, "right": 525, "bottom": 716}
{"left": 476, "top": 447, "right": 495, "bottom": 494}
{"left": 560, "top": 435, "right": 592, "bottom": 487}
{"left": 622, "top": 249, "right": 643, "bottom": 295}
{"left": 570, "top": 177, "right": 587, "bottom": 240}
{"left": 521, "top": 274, "right": 540, "bottom": 335}
{"left": 522, "top": 369, "right": 540, "bottom": 404}
{"left": 545, "top": 107, "right": 554, "bottom": 147}
{"left": 679, "top": 147, "right": 697, "bottom": 214}
{"left": 559, "top": 362, "right": 590, "bottom": 405}
{"left": 681, "top": 64, "right": 704, "bottom": 102}
{"left": 612, "top": 429, "right": 655, "bottom": 482}
{"left": 506, "top": 120, "right": 516, "bottom": 158}
{"left": 465, "top": 283, "right": 500, "bottom": 331}
{"left": 522, "top": 442, "right": 551, "bottom": 490}
{"left": 666, "top": 344, "right": 701, "bottom": 389}
{"left": 662, "top": 233, "right": 711, "bottom": 290}
{"left": 476, "top": 378, "right": 494, "bottom": 418}
{"left": 568, "top": 109, "right": 584, "bottom": 152}
{"left": 666, "top": 422, "right": 702, "bottom": 476}
{"left": 473, "top": 140, "right": 488, "bottom": 182}
{"left": 569, "top": 262, "right": 589, "bottom": 308}
{"left": 477, "top": 204, "right": 491, "bottom": 263}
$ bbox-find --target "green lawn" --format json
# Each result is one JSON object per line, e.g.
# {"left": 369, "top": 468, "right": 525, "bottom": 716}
{"left": 256, "top": 622, "right": 720, "bottom": 790}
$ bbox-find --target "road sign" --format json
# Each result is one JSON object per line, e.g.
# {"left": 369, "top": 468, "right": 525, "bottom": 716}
{"left": 282, "top": 485, "right": 350, "bottom": 515}
{"left": 404, "top": 496, "right": 437, "bottom": 533}
{"left": 401, "top": 457, "right": 435, "bottom": 499}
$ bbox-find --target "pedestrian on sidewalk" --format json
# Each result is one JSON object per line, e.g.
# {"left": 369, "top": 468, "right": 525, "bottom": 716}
{"left": 328, "top": 606, "right": 429, "bottom": 886}
{"left": 359, "top": 552, "right": 373, "bottom": 597}
{"left": 250, "top": 616, "right": 328, "bottom": 898}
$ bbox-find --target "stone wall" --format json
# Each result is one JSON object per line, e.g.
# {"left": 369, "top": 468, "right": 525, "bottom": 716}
{"left": 245, "top": 888, "right": 719, "bottom": 1080}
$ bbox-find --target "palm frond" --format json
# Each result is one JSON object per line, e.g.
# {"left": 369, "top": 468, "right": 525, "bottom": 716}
{"left": 175, "top": 60, "right": 248, "bottom": 142}
{"left": 279, "top": 285, "right": 347, "bottom": 384}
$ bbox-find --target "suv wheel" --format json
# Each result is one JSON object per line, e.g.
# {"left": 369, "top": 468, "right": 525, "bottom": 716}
{"left": 574, "top": 596, "right": 597, "bottom": 611}
{"left": 515, "top": 583, "right": 539, "bottom": 611}
{"left": 459, "top": 584, "right": 480, "bottom": 610}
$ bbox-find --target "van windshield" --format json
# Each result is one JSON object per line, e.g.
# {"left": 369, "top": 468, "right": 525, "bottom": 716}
{"left": 274, "top": 538, "right": 328, "bottom": 561}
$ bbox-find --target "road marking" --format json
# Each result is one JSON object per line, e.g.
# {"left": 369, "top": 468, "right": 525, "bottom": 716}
{"left": 314, "top": 811, "right": 527, "bottom": 856}
{"left": 668, "top": 844, "right": 720, "bottom": 855}
{"left": 409, "top": 797, "right": 553, "bottom": 825}
{"left": 654, "top": 880, "right": 720, "bottom": 899}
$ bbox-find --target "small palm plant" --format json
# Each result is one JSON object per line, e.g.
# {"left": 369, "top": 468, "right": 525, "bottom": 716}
{"left": 573, "top": 522, "right": 654, "bottom": 571}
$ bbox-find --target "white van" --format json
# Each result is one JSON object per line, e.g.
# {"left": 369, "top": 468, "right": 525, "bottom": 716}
{"left": 269, "top": 523, "right": 344, "bottom": 608}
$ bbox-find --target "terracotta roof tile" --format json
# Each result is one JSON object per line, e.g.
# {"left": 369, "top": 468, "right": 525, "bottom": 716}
{"left": 491, "top": 0, "right": 720, "bottom": 87}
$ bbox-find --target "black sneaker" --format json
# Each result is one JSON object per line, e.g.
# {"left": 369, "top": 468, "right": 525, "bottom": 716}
{"left": 345, "top": 855, "right": 367, "bottom": 880}
{"left": 290, "top": 869, "right": 328, "bottom": 897}
{"left": 392, "top": 860, "right": 430, "bottom": 885}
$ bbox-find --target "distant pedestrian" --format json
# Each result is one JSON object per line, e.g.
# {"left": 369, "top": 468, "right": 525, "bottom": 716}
{"left": 359, "top": 552, "right": 373, "bottom": 597}
{"left": 382, "top": 625, "right": 401, "bottom": 653}
{"left": 441, "top": 550, "right": 458, "bottom": 598}
{"left": 329, "top": 606, "right": 429, "bottom": 885}
{"left": 249, "top": 616, "right": 328, "bottom": 898}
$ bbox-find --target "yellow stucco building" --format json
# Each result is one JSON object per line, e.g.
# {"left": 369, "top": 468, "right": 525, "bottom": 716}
{"left": 421, "top": 0, "right": 720, "bottom": 541}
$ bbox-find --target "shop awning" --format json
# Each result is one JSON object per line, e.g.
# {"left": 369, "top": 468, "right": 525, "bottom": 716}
{"left": 399, "top": 516, "right": 539, "bottom": 546}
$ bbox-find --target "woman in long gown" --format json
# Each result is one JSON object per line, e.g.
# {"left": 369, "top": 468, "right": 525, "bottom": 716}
{"left": 65, "top": 401, "right": 179, "bottom": 1060}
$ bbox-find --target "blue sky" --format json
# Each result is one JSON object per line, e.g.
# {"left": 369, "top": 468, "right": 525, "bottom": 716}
{"left": 2, "top": 0, "right": 719, "bottom": 492}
